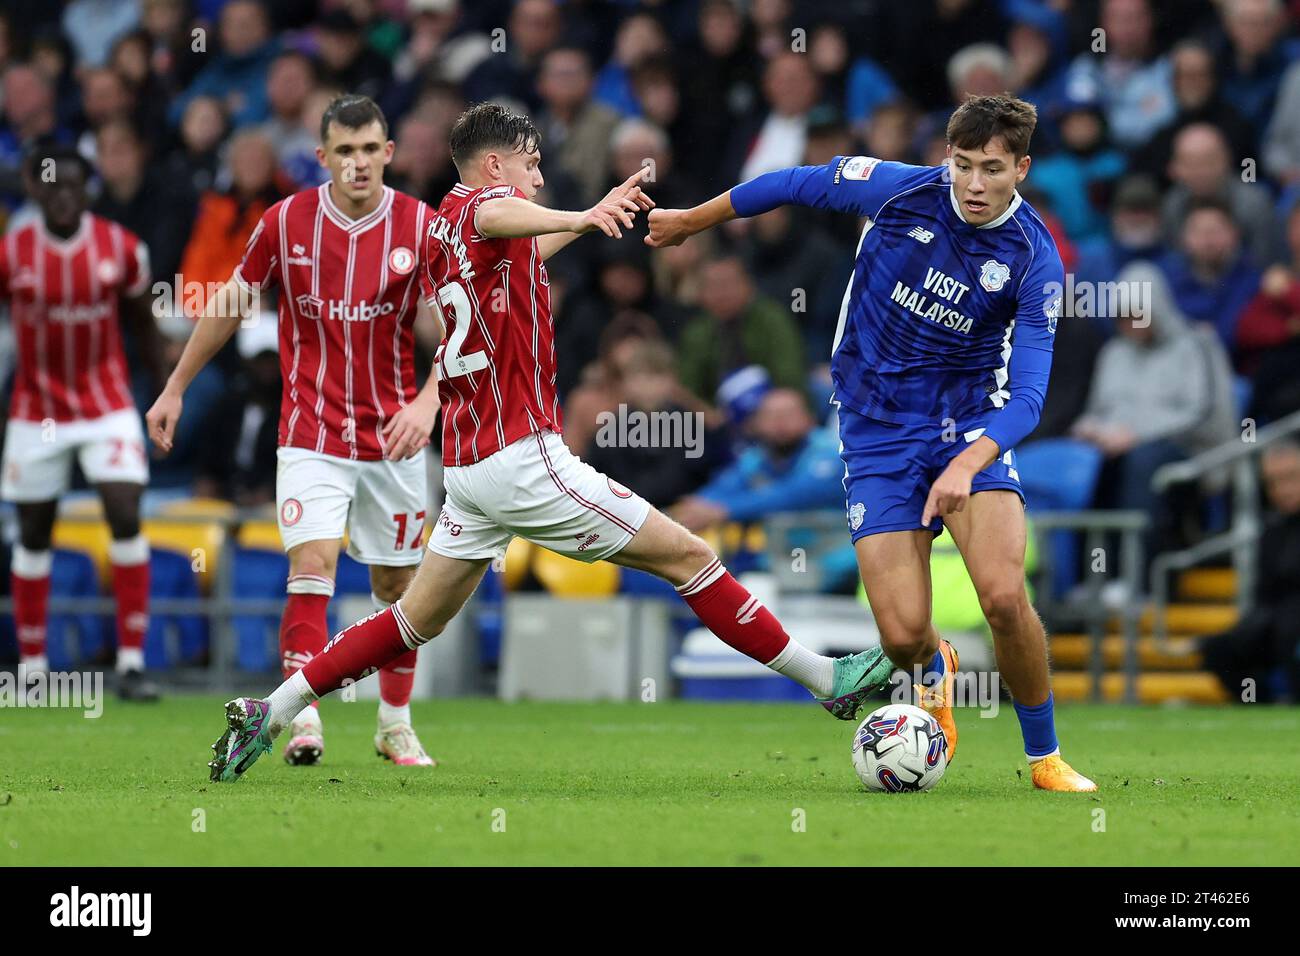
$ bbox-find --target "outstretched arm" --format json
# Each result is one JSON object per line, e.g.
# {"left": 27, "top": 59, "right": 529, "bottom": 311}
{"left": 145, "top": 278, "right": 249, "bottom": 454}
{"left": 647, "top": 156, "right": 919, "bottom": 248}
{"left": 476, "top": 170, "right": 650, "bottom": 255}
{"left": 537, "top": 170, "right": 655, "bottom": 260}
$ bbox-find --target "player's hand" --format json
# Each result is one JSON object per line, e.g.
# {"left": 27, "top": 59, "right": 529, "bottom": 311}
{"left": 1096, "top": 425, "right": 1138, "bottom": 458}
{"left": 645, "top": 208, "right": 692, "bottom": 248}
{"left": 671, "top": 496, "right": 728, "bottom": 532}
{"left": 601, "top": 168, "right": 656, "bottom": 214}
{"left": 382, "top": 393, "right": 438, "bottom": 460}
{"left": 575, "top": 195, "right": 640, "bottom": 238}
{"left": 146, "top": 389, "right": 183, "bottom": 456}
{"left": 921, "top": 461, "right": 975, "bottom": 525}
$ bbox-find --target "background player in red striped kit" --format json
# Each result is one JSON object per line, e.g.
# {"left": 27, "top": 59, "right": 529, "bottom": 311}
{"left": 148, "top": 96, "right": 442, "bottom": 766}
{"left": 206, "top": 104, "right": 895, "bottom": 782}
{"left": 1, "top": 145, "right": 164, "bottom": 700}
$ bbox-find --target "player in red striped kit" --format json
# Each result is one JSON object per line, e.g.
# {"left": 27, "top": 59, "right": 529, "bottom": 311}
{"left": 207, "top": 103, "right": 895, "bottom": 782}
{"left": 2, "top": 145, "right": 164, "bottom": 700}
{"left": 148, "top": 96, "right": 441, "bottom": 766}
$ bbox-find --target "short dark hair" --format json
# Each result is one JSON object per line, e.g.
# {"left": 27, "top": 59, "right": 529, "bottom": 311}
{"left": 319, "top": 93, "right": 388, "bottom": 144}
{"left": 24, "top": 140, "right": 91, "bottom": 184}
{"left": 946, "top": 93, "right": 1038, "bottom": 160}
{"left": 448, "top": 102, "right": 541, "bottom": 171}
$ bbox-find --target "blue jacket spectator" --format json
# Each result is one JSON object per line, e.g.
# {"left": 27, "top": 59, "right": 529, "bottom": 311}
{"left": 168, "top": 1, "right": 279, "bottom": 129}
{"left": 62, "top": 0, "right": 140, "bottom": 69}
{"left": 1030, "top": 97, "right": 1127, "bottom": 241}
{"left": 1158, "top": 196, "right": 1262, "bottom": 354}
{"left": 1063, "top": 0, "right": 1176, "bottom": 150}
{"left": 1212, "top": 0, "right": 1300, "bottom": 134}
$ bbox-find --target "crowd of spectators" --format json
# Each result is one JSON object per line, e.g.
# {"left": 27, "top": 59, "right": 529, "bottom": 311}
{"left": 3, "top": 0, "right": 1300, "bottom": 594}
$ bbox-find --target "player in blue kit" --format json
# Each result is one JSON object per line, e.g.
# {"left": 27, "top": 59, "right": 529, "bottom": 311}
{"left": 648, "top": 95, "right": 1095, "bottom": 792}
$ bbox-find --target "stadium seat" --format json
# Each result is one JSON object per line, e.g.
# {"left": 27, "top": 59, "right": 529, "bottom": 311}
{"left": 1017, "top": 439, "right": 1104, "bottom": 597}
{"left": 143, "top": 519, "right": 226, "bottom": 593}
{"left": 45, "top": 550, "right": 109, "bottom": 670}
{"left": 335, "top": 553, "right": 373, "bottom": 596}
{"left": 501, "top": 537, "right": 533, "bottom": 590}
{"left": 52, "top": 519, "right": 113, "bottom": 584}
{"left": 476, "top": 566, "right": 505, "bottom": 665}
{"left": 230, "top": 547, "right": 289, "bottom": 672}
{"left": 144, "top": 549, "right": 208, "bottom": 669}
{"left": 531, "top": 548, "right": 619, "bottom": 597}
{"left": 1232, "top": 375, "right": 1253, "bottom": 419}
{"left": 158, "top": 497, "right": 238, "bottom": 521}
{"left": 236, "top": 520, "right": 285, "bottom": 553}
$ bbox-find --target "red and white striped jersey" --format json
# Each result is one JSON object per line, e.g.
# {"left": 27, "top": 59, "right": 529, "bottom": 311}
{"left": 423, "top": 183, "right": 561, "bottom": 466}
{"left": 1, "top": 213, "right": 149, "bottom": 423}
{"left": 235, "top": 183, "right": 434, "bottom": 460}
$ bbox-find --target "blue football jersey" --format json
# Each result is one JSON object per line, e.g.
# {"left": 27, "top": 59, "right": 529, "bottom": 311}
{"left": 733, "top": 157, "right": 1064, "bottom": 447}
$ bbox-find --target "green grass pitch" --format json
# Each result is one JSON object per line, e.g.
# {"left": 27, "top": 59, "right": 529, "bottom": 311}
{"left": 1, "top": 696, "right": 1296, "bottom": 866}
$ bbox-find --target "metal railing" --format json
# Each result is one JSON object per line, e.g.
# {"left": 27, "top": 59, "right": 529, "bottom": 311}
{"left": 763, "top": 508, "right": 1149, "bottom": 703}
{"left": 1029, "top": 510, "right": 1147, "bottom": 703}
{"left": 0, "top": 508, "right": 289, "bottom": 692}
{"left": 1148, "top": 408, "right": 1300, "bottom": 647}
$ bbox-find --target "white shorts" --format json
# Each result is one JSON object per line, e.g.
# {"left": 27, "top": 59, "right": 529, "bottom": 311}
{"left": 429, "top": 430, "right": 651, "bottom": 563}
{"left": 1, "top": 409, "right": 149, "bottom": 502}
{"left": 276, "top": 447, "right": 429, "bottom": 566}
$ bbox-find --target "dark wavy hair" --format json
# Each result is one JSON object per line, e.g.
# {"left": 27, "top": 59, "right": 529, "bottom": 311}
{"left": 946, "top": 94, "right": 1039, "bottom": 159}
{"left": 449, "top": 103, "right": 541, "bottom": 173}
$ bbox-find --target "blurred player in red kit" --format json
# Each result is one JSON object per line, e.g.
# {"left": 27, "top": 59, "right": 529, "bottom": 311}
{"left": 149, "top": 96, "right": 442, "bottom": 766}
{"left": 207, "top": 103, "right": 893, "bottom": 782}
{"left": 2, "top": 144, "right": 164, "bottom": 701}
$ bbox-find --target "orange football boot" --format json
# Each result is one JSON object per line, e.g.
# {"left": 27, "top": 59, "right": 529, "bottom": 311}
{"left": 914, "top": 639, "right": 959, "bottom": 764}
{"left": 1030, "top": 754, "right": 1098, "bottom": 792}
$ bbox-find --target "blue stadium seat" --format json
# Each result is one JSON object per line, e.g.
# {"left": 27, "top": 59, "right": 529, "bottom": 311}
{"left": 334, "top": 554, "right": 372, "bottom": 596}
{"left": 231, "top": 547, "right": 288, "bottom": 672}
{"left": 1232, "top": 375, "right": 1253, "bottom": 419}
{"left": 46, "top": 550, "right": 108, "bottom": 670}
{"left": 1017, "top": 439, "right": 1104, "bottom": 598}
{"left": 144, "top": 549, "right": 209, "bottom": 669}
{"left": 476, "top": 567, "right": 504, "bottom": 666}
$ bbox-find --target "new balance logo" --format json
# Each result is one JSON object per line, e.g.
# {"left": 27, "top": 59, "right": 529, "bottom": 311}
{"left": 736, "top": 596, "right": 762, "bottom": 625}
{"left": 908, "top": 226, "right": 934, "bottom": 244}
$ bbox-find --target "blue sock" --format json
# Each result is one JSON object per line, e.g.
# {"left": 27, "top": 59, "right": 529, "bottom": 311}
{"left": 1012, "top": 693, "right": 1059, "bottom": 759}
{"left": 921, "top": 647, "right": 945, "bottom": 687}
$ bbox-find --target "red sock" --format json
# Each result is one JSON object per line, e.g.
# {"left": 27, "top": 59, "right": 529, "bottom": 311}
{"left": 280, "top": 586, "right": 331, "bottom": 709}
{"left": 379, "top": 649, "right": 419, "bottom": 707}
{"left": 676, "top": 560, "right": 790, "bottom": 664}
{"left": 280, "top": 592, "right": 330, "bottom": 676}
{"left": 302, "top": 604, "right": 422, "bottom": 697}
{"left": 110, "top": 561, "right": 150, "bottom": 653}
{"left": 12, "top": 548, "right": 51, "bottom": 661}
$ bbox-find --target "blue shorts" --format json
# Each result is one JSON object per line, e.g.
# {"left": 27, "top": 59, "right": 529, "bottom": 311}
{"left": 837, "top": 405, "right": 1024, "bottom": 541}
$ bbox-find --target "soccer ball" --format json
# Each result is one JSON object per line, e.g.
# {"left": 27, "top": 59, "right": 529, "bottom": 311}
{"left": 851, "top": 703, "right": 948, "bottom": 793}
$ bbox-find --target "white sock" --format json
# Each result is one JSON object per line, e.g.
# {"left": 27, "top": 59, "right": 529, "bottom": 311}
{"left": 378, "top": 700, "right": 411, "bottom": 728}
{"left": 19, "top": 653, "right": 49, "bottom": 673}
{"left": 116, "top": 646, "right": 145, "bottom": 673}
{"left": 267, "top": 670, "right": 317, "bottom": 737}
{"left": 289, "top": 703, "right": 322, "bottom": 734}
{"left": 767, "top": 639, "right": 835, "bottom": 698}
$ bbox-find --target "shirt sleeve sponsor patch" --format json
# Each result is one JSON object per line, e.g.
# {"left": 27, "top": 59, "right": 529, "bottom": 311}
{"left": 838, "top": 156, "right": 881, "bottom": 182}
